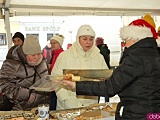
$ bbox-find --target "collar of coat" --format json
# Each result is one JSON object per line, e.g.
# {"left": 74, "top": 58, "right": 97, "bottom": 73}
{"left": 69, "top": 41, "right": 100, "bottom": 58}
{"left": 120, "top": 37, "right": 157, "bottom": 63}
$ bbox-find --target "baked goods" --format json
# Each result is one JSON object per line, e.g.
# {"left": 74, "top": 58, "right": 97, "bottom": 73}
{"left": 75, "top": 110, "right": 104, "bottom": 120}
{"left": 63, "top": 74, "right": 72, "bottom": 80}
{"left": 64, "top": 74, "right": 102, "bottom": 82}
{"left": 0, "top": 112, "right": 35, "bottom": 120}
{"left": 60, "top": 74, "right": 102, "bottom": 82}
{"left": 49, "top": 103, "right": 117, "bottom": 119}
{"left": 71, "top": 75, "right": 81, "bottom": 81}
{"left": 64, "top": 74, "right": 81, "bottom": 82}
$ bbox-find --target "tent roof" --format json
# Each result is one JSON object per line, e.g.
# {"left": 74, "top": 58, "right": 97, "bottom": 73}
{"left": 0, "top": 0, "right": 160, "bottom": 16}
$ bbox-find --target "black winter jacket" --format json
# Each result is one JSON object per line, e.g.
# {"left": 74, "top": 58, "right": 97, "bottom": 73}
{"left": 76, "top": 37, "right": 160, "bottom": 120}
{"left": 0, "top": 46, "right": 50, "bottom": 110}
{"left": 97, "top": 44, "right": 110, "bottom": 69}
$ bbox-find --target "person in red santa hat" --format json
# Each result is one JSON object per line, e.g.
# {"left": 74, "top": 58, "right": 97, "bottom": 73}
{"left": 56, "top": 14, "right": 160, "bottom": 120}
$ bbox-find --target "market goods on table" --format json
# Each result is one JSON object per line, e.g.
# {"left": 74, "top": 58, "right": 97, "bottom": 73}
{"left": 0, "top": 103, "right": 117, "bottom": 120}
{"left": 0, "top": 111, "right": 35, "bottom": 120}
{"left": 50, "top": 102, "right": 117, "bottom": 120}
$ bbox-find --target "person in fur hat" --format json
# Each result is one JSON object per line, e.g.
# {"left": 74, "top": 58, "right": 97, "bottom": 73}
{"left": 51, "top": 24, "right": 107, "bottom": 110}
{"left": 0, "top": 35, "right": 50, "bottom": 111}
{"left": 57, "top": 16, "right": 160, "bottom": 120}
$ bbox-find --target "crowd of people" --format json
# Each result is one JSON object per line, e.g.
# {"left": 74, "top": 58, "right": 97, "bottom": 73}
{"left": 0, "top": 13, "right": 160, "bottom": 120}
{"left": 55, "top": 14, "right": 160, "bottom": 120}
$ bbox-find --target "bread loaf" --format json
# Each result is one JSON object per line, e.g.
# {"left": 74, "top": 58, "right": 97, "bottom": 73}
{"left": 64, "top": 74, "right": 81, "bottom": 81}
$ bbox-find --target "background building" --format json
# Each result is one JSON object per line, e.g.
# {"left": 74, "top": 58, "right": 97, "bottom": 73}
{"left": 0, "top": 15, "right": 160, "bottom": 67}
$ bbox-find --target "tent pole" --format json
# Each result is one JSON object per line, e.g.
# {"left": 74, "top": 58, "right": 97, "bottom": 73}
{"left": 4, "top": 9, "right": 12, "bottom": 49}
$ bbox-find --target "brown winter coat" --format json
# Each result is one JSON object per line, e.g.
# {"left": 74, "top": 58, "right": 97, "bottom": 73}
{"left": 0, "top": 45, "right": 50, "bottom": 110}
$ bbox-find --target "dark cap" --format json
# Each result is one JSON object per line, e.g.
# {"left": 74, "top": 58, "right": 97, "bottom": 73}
{"left": 12, "top": 32, "right": 25, "bottom": 42}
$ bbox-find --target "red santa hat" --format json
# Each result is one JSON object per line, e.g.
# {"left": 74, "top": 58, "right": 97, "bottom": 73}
{"left": 120, "top": 19, "right": 158, "bottom": 41}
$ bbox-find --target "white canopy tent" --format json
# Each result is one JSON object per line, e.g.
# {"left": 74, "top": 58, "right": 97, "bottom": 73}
{"left": 0, "top": 0, "right": 160, "bottom": 47}
{"left": 1, "top": 0, "right": 160, "bottom": 16}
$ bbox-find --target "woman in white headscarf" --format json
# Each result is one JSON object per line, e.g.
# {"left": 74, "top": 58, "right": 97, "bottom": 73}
{"left": 51, "top": 24, "right": 107, "bottom": 110}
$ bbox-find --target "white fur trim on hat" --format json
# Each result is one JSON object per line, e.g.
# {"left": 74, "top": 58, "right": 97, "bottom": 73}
{"left": 22, "top": 35, "right": 41, "bottom": 55}
{"left": 120, "top": 25, "right": 153, "bottom": 40}
{"left": 76, "top": 25, "right": 95, "bottom": 41}
{"left": 50, "top": 35, "right": 64, "bottom": 46}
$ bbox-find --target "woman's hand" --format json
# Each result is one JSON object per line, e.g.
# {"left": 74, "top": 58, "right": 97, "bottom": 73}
{"left": 62, "top": 80, "right": 76, "bottom": 90}
{"left": 52, "top": 78, "right": 76, "bottom": 91}
{"left": 28, "top": 93, "right": 36, "bottom": 103}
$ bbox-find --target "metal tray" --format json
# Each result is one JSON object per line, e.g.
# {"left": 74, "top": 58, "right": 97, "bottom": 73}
{"left": 29, "top": 75, "right": 64, "bottom": 92}
{"left": 63, "top": 69, "right": 113, "bottom": 79}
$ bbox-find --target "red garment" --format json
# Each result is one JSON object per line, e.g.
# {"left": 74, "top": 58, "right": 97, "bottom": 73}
{"left": 50, "top": 48, "right": 64, "bottom": 72}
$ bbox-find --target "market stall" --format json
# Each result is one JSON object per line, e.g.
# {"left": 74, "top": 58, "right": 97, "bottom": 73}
{"left": 0, "top": 102, "right": 117, "bottom": 120}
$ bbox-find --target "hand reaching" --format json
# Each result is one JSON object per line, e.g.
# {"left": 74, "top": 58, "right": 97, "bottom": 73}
{"left": 62, "top": 80, "right": 76, "bottom": 90}
{"left": 52, "top": 79, "right": 76, "bottom": 91}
